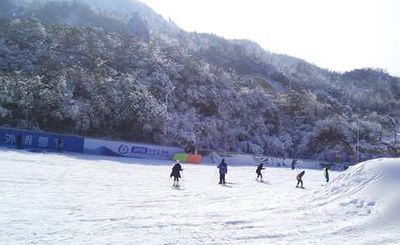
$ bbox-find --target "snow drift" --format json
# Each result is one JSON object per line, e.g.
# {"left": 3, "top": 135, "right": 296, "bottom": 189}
{"left": 311, "top": 158, "right": 400, "bottom": 223}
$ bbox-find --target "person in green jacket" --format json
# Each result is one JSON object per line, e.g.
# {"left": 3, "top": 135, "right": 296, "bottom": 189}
{"left": 323, "top": 166, "right": 330, "bottom": 183}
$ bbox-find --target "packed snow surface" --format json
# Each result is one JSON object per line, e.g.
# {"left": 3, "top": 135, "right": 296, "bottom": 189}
{"left": 0, "top": 149, "right": 399, "bottom": 244}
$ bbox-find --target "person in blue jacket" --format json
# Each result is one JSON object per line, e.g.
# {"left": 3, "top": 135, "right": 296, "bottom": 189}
{"left": 217, "top": 159, "right": 228, "bottom": 184}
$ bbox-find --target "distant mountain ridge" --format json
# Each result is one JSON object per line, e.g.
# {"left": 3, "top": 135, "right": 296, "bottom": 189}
{"left": 0, "top": 0, "right": 399, "bottom": 159}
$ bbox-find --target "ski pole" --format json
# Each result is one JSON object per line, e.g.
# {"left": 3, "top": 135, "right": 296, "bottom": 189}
{"left": 212, "top": 167, "right": 217, "bottom": 182}
{"left": 167, "top": 177, "right": 172, "bottom": 186}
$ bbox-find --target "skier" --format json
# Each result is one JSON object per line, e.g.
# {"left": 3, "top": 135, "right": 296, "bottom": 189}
{"left": 291, "top": 159, "right": 297, "bottom": 170}
{"left": 170, "top": 160, "right": 183, "bottom": 187}
{"left": 217, "top": 159, "right": 228, "bottom": 184}
{"left": 256, "top": 163, "right": 265, "bottom": 181}
{"left": 296, "top": 171, "right": 305, "bottom": 188}
{"left": 323, "top": 166, "right": 330, "bottom": 183}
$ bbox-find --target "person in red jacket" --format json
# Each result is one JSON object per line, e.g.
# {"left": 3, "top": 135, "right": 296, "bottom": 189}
{"left": 296, "top": 171, "right": 305, "bottom": 188}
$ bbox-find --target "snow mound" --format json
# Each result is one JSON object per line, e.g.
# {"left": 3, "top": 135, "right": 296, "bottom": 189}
{"left": 312, "top": 158, "right": 400, "bottom": 222}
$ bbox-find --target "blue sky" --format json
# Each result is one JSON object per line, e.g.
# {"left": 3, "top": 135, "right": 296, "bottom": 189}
{"left": 140, "top": 0, "right": 400, "bottom": 76}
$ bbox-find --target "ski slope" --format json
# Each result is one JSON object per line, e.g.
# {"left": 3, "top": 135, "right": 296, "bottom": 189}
{"left": 0, "top": 149, "right": 399, "bottom": 245}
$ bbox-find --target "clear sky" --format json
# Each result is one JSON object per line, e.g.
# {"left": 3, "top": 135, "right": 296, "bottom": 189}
{"left": 139, "top": 0, "right": 400, "bottom": 76}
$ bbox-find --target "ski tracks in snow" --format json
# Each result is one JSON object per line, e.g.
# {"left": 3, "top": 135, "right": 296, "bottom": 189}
{"left": 0, "top": 150, "right": 399, "bottom": 244}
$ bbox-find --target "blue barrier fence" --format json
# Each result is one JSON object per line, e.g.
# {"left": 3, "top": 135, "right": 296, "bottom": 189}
{"left": 0, "top": 127, "right": 84, "bottom": 153}
{"left": 0, "top": 127, "right": 183, "bottom": 160}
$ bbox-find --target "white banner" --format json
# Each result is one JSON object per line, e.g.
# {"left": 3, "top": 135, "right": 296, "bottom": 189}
{"left": 203, "top": 152, "right": 258, "bottom": 165}
{"left": 84, "top": 138, "right": 183, "bottom": 160}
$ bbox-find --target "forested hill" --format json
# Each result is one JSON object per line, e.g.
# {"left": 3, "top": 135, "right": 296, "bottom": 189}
{"left": 0, "top": 0, "right": 399, "bottom": 159}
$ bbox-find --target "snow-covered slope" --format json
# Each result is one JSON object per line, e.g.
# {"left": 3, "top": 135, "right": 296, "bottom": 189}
{"left": 0, "top": 149, "right": 399, "bottom": 244}
{"left": 311, "top": 158, "right": 400, "bottom": 228}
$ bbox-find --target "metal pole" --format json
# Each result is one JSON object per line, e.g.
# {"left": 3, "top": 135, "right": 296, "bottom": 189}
{"left": 165, "top": 89, "right": 172, "bottom": 137}
{"left": 356, "top": 119, "right": 359, "bottom": 163}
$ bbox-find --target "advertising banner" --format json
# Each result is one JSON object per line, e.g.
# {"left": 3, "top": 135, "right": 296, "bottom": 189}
{"left": 84, "top": 138, "right": 183, "bottom": 160}
{"left": 0, "top": 128, "right": 84, "bottom": 153}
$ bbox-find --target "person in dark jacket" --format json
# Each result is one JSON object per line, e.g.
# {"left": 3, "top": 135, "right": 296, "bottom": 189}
{"left": 291, "top": 159, "right": 298, "bottom": 170}
{"left": 323, "top": 166, "right": 330, "bottom": 183}
{"left": 217, "top": 159, "right": 228, "bottom": 184}
{"left": 170, "top": 160, "right": 183, "bottom": 187}
{"left": 256, "top": 163, "right": 265, "bottom": 181}
{"left": 296, "top": 171, "right": 305, "bottom": 188}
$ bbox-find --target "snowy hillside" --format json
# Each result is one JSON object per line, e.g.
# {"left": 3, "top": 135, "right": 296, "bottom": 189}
{"left": 13, "top": 0, "right": 150, "bottom": 16}
{"left": 0, "top": 0, "right": 399, "bottom": 159}
{"left": 3, "top": 0, "right": 177, "bottom": 34}
{"left": 1, "top": 149, "right": 399, "bottom": 244}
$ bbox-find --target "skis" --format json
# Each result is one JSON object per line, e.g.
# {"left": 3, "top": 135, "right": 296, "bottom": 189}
{"left": 256, "top": 180, "right": 270, "bottom": 185}
{"left": 224, "top": 182, "right": 237, "bottom": 185}
{"left": 170, "top": 184, "right": 184, "bottom": 190}
{"left": 218, "top": 183, "right": 233, "bottom": 188}
{"left": 170, "top": 178, "right": 184, "bottom": 190}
